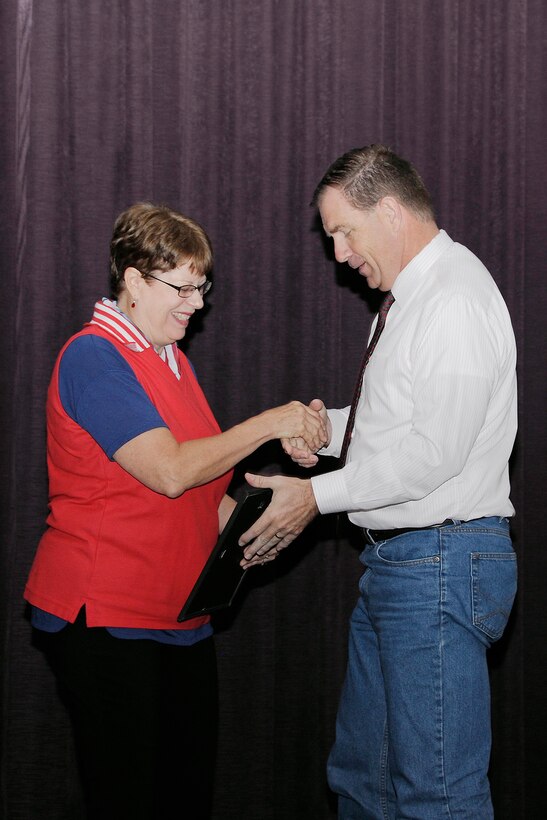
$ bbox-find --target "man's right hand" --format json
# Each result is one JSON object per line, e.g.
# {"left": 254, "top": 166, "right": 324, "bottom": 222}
{"left": 282, "top": 398, "right": 330, "bottom": 467}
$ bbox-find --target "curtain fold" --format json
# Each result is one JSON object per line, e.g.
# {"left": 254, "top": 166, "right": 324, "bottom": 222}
{"left": 1, "top": 2, "right": 545, "bottom": 818}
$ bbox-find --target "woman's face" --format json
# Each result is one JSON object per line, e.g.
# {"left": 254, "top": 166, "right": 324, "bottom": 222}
{"left": 132, "top": 261, "right": 207, "bottom": 351}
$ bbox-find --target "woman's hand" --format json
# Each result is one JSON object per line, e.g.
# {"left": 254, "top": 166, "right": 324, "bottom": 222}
{"left": 218, "top": 494, "right": 237, "bottom": 533}
{"left": 113, "top": 399, "right": 329, "bottom": 499}
{"left": 262, "top": 398, "right": 329, "bottom": 453}
{"left": 281, "top": 399, "right": 331, "bottom": 466}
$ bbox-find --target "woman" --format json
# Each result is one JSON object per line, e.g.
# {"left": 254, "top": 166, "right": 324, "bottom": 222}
{"left": 25, "top": 202, "right": 326, "bottom": 819}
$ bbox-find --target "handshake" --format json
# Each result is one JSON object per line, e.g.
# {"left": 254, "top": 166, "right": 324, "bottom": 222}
{"left": 237, "top": 398, "right": 332, "bottom": 570}
{"left": 268, "top": 397, "right": 331, "bottom": 466}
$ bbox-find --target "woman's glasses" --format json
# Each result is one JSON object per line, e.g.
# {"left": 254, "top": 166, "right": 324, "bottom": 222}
{"left": 146, "top": 273, "right": 212, "bottom": 299}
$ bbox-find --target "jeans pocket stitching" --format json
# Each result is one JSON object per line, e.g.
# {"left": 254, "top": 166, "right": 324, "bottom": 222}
{"left": 376, "top": 542, "right": 440, "bottom": 566}
{"left": 471, "top": 552, "right": 517, "bottom": 641}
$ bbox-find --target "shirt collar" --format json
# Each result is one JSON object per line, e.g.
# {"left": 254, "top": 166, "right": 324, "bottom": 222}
{"left": 391, "top": 229, "right": 453, "bottom": 306}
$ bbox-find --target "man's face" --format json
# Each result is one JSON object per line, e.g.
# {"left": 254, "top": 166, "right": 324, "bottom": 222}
{"left": 319, "top": 186, "right": 401, "bottom": 291}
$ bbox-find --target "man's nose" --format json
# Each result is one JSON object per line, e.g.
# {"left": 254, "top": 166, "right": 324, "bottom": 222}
{"left": 332, "top": 235, "right": 351, "bottom": 263}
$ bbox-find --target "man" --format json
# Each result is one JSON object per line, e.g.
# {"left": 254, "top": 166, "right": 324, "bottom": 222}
{"left": 240, "top": 145, "right": 517, "bottom": 819}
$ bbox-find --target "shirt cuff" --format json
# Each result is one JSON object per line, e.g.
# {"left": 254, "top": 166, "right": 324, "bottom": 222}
{"left": 311, "top": 469, "right": 353, "bottom": 515}
{"left": 318, "top": 408, "right": 349, "bottom": 457}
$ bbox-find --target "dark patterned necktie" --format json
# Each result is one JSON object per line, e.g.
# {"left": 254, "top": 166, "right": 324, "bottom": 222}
{"left": 339, "top": 291, "right": 395, "bottom": 466}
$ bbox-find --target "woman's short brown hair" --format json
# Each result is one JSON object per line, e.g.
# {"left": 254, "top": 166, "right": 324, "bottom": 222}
{"left": 110, "top": 202, "right": 213, "bottom": 297}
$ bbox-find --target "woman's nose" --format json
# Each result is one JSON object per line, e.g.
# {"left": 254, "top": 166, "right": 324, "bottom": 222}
{"left": 187, "top": 289, "right": 204, "bottom": 309}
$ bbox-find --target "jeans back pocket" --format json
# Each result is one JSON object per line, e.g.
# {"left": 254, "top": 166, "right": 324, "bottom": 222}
{"left": 471, "top": 552, "right": 517, "bottom": 641}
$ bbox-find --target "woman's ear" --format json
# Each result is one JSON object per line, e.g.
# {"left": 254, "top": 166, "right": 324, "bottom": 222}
{"left": 123, "top": 266, "right": 143, "bottom": 301}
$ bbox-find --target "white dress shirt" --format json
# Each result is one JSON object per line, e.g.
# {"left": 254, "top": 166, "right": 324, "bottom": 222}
{"left": 311, "top": 230, "right": 517, "bottom": 529}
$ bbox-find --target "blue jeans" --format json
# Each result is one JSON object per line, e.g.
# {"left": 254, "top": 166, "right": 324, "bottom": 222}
{"left": 327, "top": 517, "right": 517, "bottom": 820}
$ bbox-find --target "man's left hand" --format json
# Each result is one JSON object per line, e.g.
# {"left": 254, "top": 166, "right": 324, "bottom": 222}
{"left": 239, "top": 472, "right": 319, "bottom": 568}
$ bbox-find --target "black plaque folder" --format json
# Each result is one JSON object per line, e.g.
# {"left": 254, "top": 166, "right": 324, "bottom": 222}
{"left": 177, "top": 488, "right": 272, "bottom": 622}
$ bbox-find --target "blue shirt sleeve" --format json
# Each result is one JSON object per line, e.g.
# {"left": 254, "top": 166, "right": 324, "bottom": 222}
{"left": 58, "top": 335, "right": 168, "bottom": 458}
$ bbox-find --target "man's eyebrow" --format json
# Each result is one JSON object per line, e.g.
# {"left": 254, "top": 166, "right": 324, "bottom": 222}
{"left": 323, "top": 223, "right": 344, "bottom": 237}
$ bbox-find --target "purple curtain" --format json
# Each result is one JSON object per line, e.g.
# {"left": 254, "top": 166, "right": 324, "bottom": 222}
{"left": 1, "top": 1, "right": 545, "bottom": 817}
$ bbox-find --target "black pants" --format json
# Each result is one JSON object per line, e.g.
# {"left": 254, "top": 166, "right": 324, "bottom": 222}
{"left": 35, "top": 609, "right": 218, "bottom": 820}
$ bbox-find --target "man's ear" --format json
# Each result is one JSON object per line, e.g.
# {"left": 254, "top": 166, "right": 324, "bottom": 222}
{"left": 377, "top": 196, "right": 402, "bottom": 233}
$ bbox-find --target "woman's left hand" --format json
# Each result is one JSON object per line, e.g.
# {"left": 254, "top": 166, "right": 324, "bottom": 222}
{"left": 218, "top": 495, "right": 237, "bottom": 533}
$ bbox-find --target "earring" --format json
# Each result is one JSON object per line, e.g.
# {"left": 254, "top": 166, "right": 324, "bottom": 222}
{"left": 131, "top": 300, "right": 136, "bottom": 309}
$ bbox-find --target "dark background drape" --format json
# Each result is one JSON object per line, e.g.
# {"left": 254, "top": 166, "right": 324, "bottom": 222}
{"left": 1, "top": 1, "right": 545, "bottom": 818}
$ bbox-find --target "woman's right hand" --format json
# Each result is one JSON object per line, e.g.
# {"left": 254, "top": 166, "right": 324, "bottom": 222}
{"left": 114, "top": 399, "right": 330, "bottom": 498}
{"left": 263, "top": 398, "right": 329, "bottom": 453}
{"left": 281, "top": 399, "right": 331, "bottom": 466}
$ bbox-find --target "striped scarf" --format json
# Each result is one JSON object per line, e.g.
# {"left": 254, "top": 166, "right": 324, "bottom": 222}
{"left": 88, "top": 298, "right": 180, "bottom": 379}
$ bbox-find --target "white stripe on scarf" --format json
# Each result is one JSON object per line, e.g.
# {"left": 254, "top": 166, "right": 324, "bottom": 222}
{"left": 89, "top": 298, "right": 180, "bottom": 379}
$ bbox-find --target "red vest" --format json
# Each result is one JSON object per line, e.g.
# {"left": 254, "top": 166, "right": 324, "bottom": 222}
{"left": 25, "top": 325, "right": 232, "bottom": 629}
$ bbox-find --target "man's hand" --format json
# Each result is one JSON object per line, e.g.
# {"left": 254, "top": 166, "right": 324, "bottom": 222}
{"left": 282, "top": 438, "right": 320, "bottom": 467}
{"left": 239, "top": 472, "right": 319, "bottom": 568}
{"left": 281, "top": 399, "right": 331, "bottom": 468}
{"left": 262, "top": 398, "right": 328, "bottom": 453}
